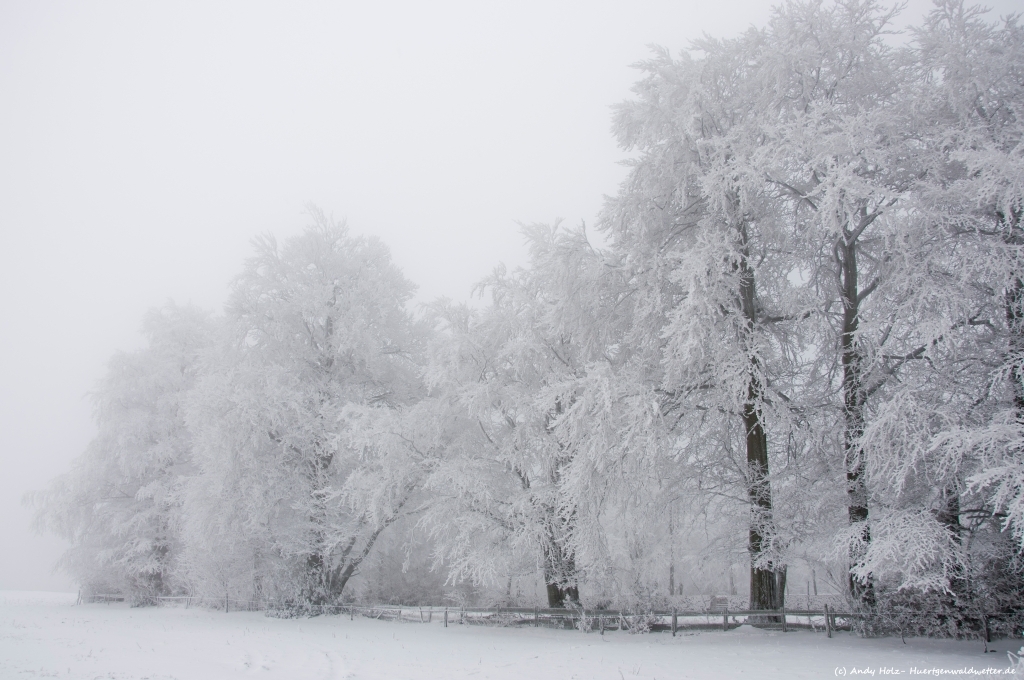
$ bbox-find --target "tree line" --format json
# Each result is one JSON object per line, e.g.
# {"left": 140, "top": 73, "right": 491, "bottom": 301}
{"left": 34, "top": 0, "right": 1024, "bottom": 634}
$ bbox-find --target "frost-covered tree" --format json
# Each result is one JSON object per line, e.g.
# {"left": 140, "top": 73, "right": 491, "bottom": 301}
{"left": 572, "top": 0, "right": 1022, "bottom": 617}
{"left": 771, "top": 1, "right": 1024, "bottom": 622}
{"left": 741, "top": 0, "right": 924, "bottom": 607}
{"left": 184, "top": 210, "right": 425, "bottom": 605}
{"left": 853, "top": 1, "right": 1024, "bottom": 629}
{"left": 521, "top": 224, "right": 688, "bottom": 607}
{"left": 32, "top": 303, "right": 214, "bottom": 601}
{"left": 595, "top": 14, "right": 824, "bottom": 613}
{"left": 405, "top": 232, "right": 591, "bottom": 607}
{"left": 915, "top": 0, "right": 1024, "bottom": 540}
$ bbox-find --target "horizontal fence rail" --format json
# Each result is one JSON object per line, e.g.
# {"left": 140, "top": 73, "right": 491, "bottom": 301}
{"left": 76, "top": 593, "right": 1016, "bottom": 642}
{"left": 78, "top": 593, "right": 873, "bottom": 637}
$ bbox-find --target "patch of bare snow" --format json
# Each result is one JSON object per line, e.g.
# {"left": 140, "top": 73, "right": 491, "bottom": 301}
{"left": 1, "top": 591, "right": 1018, "bottom": 679}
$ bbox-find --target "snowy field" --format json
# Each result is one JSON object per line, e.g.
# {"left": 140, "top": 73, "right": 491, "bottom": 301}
{"left": 1, "top": 591, "right": 1020, "bottom": 680}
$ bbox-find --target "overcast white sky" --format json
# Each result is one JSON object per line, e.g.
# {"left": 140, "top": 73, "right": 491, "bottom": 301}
{"left": 1, "top": 0, "right": 1019, "bottom": 592}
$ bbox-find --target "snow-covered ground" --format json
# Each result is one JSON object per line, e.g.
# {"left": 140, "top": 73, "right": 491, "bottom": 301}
{"left": 1, "top": 591, "right": 1020, "bottom": 680}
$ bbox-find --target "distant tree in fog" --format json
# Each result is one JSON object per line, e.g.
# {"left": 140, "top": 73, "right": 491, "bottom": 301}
{"left": 31, "top": 303, "right": 214, "bottom": 601}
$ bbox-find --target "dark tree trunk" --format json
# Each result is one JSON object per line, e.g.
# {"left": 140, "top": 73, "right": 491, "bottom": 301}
{"left": 541, "top": 398, "right": 579, "bottom": 609}
{"left": 302, "top": 445, "right": 336, "bottom": 605}
{"left": 327, "top": 519, "right": 393, "bottom": 598}
{"left": 301, "top": 435, "right": 402, "bottom": 605}
{"left": 737, "top": 219, "right": 780, "bottom": 614}
{"left": 937, "top": 484, "right": 965, "bottom": 599}
{"left": 545, "top": 582, "right": 580, "bottom": 608}
{"left": 744, "top": 387, "right": 778, "bottom": 612}
{"left": 139, "top": 543, "right": 169, "bottom": 600}
{"left": 774, "top": 566, "right": 788, "bottom": 609}
{"left": 837, "top": 226, "right": 874, "bottom": 607}
{"left": 668, "top": 509, "right": 675, "bottom": 597}
{"left": 304, "top": 551, "right": 330, "bottom": 605}
{"left": 543, "top": 542, "right": 579, "bottom": 608}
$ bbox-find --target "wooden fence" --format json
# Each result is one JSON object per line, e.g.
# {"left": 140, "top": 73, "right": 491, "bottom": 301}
{"left": 79, "top": 593, "right": 860, "bottom": 638}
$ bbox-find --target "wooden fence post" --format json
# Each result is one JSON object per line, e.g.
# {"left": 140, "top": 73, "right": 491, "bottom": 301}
{"left": 444, "top": 608, "right": 448, "bottom": 628}
{"left": 781, "top": 603, "right": 787, "bottom": 633}
{"left": 534, "top": 607, "right": 538, "bottom": 627}
{"left": 672, "top": 609, "right": 677, "bottom": 637}
{"left": 600, "top": 614, "right": 604, "bottom": 635}
{"left": 225, "top": 594, "right": 229, "bottom": 614}
{"left": 722, "top": 608, "right": 728, "bottom": 631}
{"left": 825, "top": 604, "right": 831, "bottom": 638}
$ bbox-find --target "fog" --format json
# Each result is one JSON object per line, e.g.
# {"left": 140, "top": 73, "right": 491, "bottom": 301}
{"left": 1, "top": 0, "right": 1018, "bottom": 592}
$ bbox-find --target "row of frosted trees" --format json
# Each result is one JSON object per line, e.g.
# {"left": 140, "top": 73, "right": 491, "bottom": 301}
{"left": 35, "top": 0, "right": 1024, "bottom": 633}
